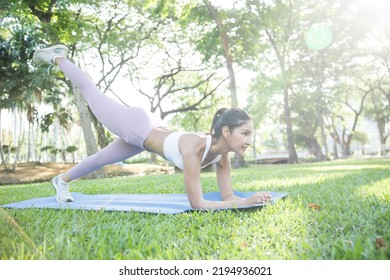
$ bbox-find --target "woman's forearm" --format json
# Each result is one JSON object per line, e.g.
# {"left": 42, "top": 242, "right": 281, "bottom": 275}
{"left": 223, "top": 193, "right": 245, "bottom": 201}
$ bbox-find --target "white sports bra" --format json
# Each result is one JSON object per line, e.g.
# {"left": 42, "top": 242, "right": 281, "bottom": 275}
{"left": 163, "top": 132, "right": 222, "bottom": 170}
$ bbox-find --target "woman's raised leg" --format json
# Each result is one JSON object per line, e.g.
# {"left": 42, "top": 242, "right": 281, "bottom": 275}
{"left": 58, "top": 59, "right": 136, "bottom": 140}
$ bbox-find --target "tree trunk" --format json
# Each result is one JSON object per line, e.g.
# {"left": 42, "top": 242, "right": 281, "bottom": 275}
{"left": 12, "top": 131, "right": 24, "bottom": 172}
{"left": 72, "top": 86, "right": 105, "bottom": 178}
{"left": 319, "top": 115, "right": 329, "bottom": 159}
{"left": 27, "top": 121, "right": 36, "bottom": 162}
{"left": 90, "top": 111, "right": 111, "bottom": 148}
{"left": 301, "top": 135, "right": 325, "bottom": 161}
{"left": 11, "top": 111, "right": 24, "bottom": 172}
{"left": 344, "top": 133, "right": 353, "bottom": 156}
{"left": 333, "top": 140, "right": 339, "bottom": 160}
{"left": 283, "top": 87, "right": 299, "bottom": 163}
{"left": 203, "top": 0, "right": 238, "bottom": 108}
{"left": 265, "top": 26, "right": 298, "bottom": 164}
{"left": 0, "top": 110, "right": 10, "bottom": 170}
{"left": 372, "top": 92, "right": 387, "bottom": 155}
{"left": 204, "top": 0, "right": 244, "bottom": 168}
{"left": 330, "top": 123, "right": 340, "bottom": 160}
{"left": 340, "top": 90, "right": 370, "bottom": 157}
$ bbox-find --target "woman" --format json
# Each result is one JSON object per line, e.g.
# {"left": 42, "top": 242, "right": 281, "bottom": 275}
{"left": 32, "top": 45, "right": 271, "bottom": 210}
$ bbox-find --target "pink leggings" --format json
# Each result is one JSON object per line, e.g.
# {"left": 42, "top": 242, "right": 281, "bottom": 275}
{"left": 59, "top": 59, "right": 166, "bottom": 180}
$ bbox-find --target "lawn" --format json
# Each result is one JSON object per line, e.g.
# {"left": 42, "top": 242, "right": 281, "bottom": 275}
{"left": 0, "top": 158, "right": 389, "bottom": 260}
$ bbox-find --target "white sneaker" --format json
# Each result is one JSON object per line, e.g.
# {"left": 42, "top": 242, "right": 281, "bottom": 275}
{"left": 51, "top": 174, "right": 74, "bottom": 203}
{"left": 32, "top": 45, "right": 69, "bottom": 66}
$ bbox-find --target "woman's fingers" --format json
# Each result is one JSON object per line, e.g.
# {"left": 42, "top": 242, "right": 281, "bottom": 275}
{"left": 257, "top": 192, "right": 272, "bottom": 203}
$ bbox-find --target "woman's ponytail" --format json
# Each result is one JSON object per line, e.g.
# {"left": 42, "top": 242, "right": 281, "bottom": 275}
{"left": 210, "top": 108, "right": 251, "bottom": 139}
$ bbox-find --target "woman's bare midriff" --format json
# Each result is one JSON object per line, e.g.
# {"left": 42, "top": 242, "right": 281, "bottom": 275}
{"left": 143, "top": 127, "right": 174, "bottom": 157}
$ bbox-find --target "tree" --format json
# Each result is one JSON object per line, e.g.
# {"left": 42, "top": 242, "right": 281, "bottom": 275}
{"left": 352, "top": 131, "right": 369, "bottom": 155}
{"left": 0, "top": 25, "right": 59, "bottom": 171}
{"left": 291, "top": 92, "right": 326, "bottom": 161}
{"left": 129, "top": 43, "right": 224, "bottom": 120}
{"left": 2, "top": 0, "right": 390, "bottom": 171}
{"left": 203, "top": 0, "right": 250, "bottom": 167}
{"left": 244, "top": 0, "right": 300, "bottom": 163}
{"left": 203, "top": 0, "right": 238, "bottom": 108}
{"left": 1, "top": 0, "right": 105, "bottom": 176}
{"left": 332, "top": 82, "right": 371, "bottom": 156}
{"left": 66, "top": 145, "right": 78, "bottom": 163}
{"left": 80, "top": 1, "right": 166, "bottom": 148}
{"left": 372, "top": 46, "right": 390, "bottom": 155}
{"left": 126, "top": 9, "right": 227, "bottom": 120}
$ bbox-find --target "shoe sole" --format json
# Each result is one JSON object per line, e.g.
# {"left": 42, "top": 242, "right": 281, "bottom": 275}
{"left": 32, "top": 45, "right": 69, "bottom": 64}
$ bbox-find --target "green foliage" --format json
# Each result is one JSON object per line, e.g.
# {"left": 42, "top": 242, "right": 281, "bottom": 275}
{"left": 40, "top": 145, "right": 60, "bottom": 156}
{"left": 40, "top": 145, "right": 53, "bottom": 152}
{"left": 39, "top": 113, "right": 56, "bottom": 133}
{"left": 246, "top": 74, "right": 283, "bottom": 126}
{"left": 1, "top": 145, "right": 17, "bottom": 154}
{"left": 0, "top": 28, "right": 35, "bottom": 109}
{"left": 244, "top": 0, "right": 390, "bottom": 158}
{"left": 39, "top": 108, "right": 73, "bottom": 132}
{"left": 352, "top": 131, "right": 369, "bottom": 145}
{"left": 1, "top": 0, "right": 389, "bottom": 165}
{"left": 65, "top": 146, "right": 78, "bottom": 153}
{"left": 0, "top": 21, "right": 66, "bottom": 121}
{"left": 0, "top": 158, "right": 389, "bottom": 260}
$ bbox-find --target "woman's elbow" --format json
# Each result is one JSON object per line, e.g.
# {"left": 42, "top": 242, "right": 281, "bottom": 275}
{"left": 188, "top": 198, "right": 205, "bottom": 209}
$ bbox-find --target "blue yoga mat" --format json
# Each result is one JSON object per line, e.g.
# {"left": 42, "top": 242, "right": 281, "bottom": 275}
{"left": 1, "top": 191, "right": 288, "bottom": 214}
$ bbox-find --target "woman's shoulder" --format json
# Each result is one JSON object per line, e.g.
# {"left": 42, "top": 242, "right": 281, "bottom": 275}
{"left": 179, "top": 133, "right": 209, "bottom": 155}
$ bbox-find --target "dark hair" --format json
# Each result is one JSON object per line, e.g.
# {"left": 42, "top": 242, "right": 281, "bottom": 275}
{"left": 210, "top": 108, "right": 251, "bottom": 139}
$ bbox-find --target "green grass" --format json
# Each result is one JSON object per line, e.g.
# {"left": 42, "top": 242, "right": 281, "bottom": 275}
{"left": 0, "top": 158, "right": 389, "bottom": 260}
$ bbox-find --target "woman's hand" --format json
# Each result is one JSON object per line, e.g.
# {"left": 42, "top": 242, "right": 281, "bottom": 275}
{"left": 245, "top": 192, "right": 272, "bottom": 206}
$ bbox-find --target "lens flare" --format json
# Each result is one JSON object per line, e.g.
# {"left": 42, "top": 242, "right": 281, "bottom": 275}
{"left": 305, "top": 23, "right": 333, "bottom": 51}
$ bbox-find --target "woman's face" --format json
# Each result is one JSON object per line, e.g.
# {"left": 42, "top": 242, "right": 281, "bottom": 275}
{"left": 224, "top": 120, "right": 253, "bottom": 155}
